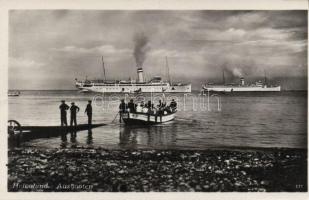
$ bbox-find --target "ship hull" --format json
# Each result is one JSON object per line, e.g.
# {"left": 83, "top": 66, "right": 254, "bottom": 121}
{"left": 203, "top": 86, "right": 281, "bottom": 92}
{"left": 76, "top": 83, "right": 191, "bottom": 93}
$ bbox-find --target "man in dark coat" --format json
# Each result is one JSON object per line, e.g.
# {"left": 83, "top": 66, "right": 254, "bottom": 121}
{"left": 146, "top": 100, "right": 152, "bottom": 109}
{"left": 119, "top": 99, "right": 127, "bottom": 112}
{"left": 128, "top": 99, "right": 136, "bottom": 113}
{"left": 170, "top": 99, "right": 177, "bottom": 112}
{"left": 70, "top": 102, "right": 80, "bottom": 126}
{"left": 157, "top": 100, "right": 165, "bottom": 115}
{"left": 85, "top": 100, "right": 92, "bottom": 125}
{"left": 119, "top": 99, "right": 127, "bottom": 123}
{"left": 59, "top": 100, "right": 69, "bottom": 126}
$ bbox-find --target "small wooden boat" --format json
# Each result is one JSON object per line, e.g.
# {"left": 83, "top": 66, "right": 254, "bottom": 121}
{"left": 20, "top": 123, "right": 105, "bottom": 134}
{"left": 120, "top": 111, "right": 176, "bottom": 125}
{"left": 8, "top": 91, "right": 20, "bottom": 97}
{"left": 8, "top": 119, "right": 105, "bottom": 142}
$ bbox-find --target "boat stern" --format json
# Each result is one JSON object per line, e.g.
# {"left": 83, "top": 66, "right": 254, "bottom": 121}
{"left": 120, "top": 112, "right": 176, "bottom": 125}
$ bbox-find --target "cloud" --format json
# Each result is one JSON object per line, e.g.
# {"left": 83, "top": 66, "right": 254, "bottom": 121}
{"left": 225, "top": 12, "right": 269, "bottom": 29}
{"left": 246, "top": 39, "right": 306, "bottom": 53}
{"left": 9, "top": 57, "right": 45, "bottom": 68}
{"left": 52, "top": 44, "right": 131, "bottom": 55}
{"left": 151, "top": 49, "right": 187, "bottom": 58}
{"left": 9, "top": 10, "right": 308, "bottom": 90}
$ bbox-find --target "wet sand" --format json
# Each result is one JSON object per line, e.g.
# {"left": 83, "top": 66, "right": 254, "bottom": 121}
{"left": 8, "top": 147, "right": 307, "bottom": 192}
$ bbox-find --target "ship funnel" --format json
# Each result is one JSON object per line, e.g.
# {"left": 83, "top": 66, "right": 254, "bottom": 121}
{"left": 240, "top": 77, "right": 245, "bottom": 86}
{"left": 137, "top": 67, "right": 144, "bottom": 83}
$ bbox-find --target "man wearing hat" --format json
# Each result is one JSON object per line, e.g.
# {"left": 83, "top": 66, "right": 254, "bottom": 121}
{"left": 59, "top": 100, "right": 69, "bottom": 126}
{"left": 118, "top": 99, "right": 127, "bottom": 123}
{"left": 85, "top": 100, "right": 92, "bottom": 125}
{"left": 70, "top": 102, "right": 80, "bottom": 127}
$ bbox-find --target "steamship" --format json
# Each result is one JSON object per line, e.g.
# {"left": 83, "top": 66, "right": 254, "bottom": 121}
{"left": 202, "top": 71, "right": 281, "bottom": 92}
{"left": 75, "top": 57, "right": 191, "bottom": 93}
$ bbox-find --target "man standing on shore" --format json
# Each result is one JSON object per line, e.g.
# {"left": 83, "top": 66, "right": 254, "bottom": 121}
{"left": 85, "top": 100, "right": 92, "bottom": 125}
{"left": 119, "top": 99, "right": 127, "bottom": 123}
{"left": 70, "top": 102, "right": 80, "bottom": 127}
{"left": 59, "top": 100, "right": 69, "bottom": 126}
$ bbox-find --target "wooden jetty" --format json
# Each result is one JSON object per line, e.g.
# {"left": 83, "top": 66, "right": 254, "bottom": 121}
{"left": 8, "top": 120, "right": 105, "bottom": 146}
{"left": 21, "top": 123, "right": 104, "bottom": 134}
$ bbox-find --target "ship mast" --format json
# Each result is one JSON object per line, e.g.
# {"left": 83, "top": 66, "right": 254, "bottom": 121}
{"left": 222, "top": 69, "right": 225, "bottom": 85}
{"left": 165, "top": 56, "right": 171, "bottom": 85}
{"left": 264, "top": 69, "right": 267, "bottom": 85}
{"left": 102, "top": 56, "right": 106, "bottom": 81}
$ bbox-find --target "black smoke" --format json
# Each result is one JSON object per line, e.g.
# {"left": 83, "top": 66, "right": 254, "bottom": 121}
{"left": 133, "top": 32, "right": 150, "bottom": 68}
{"left": 217, "top": 59, "right": 263, "bottom": 84}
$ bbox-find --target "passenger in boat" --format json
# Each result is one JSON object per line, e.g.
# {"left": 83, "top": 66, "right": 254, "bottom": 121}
{"left": 128, "top": 99, "right": 136, "bottom": 113}
{"left": 162, "top": 102, "right": 167, "bottom": 108}
{"left": 146, "top": 100, "right": 152, "bottom": 109}
{"left": 169, "top": 99, "right": 177, "bottom": 112}
{"left": 70, "top": 102, "right": 80, "bottom": 126}
{"left": 142, "top": 107, "right": 149, "bottom": 113}
{"left": 157, "top": 100, "right": 164, "bottom": 109}
{"left": 142, "top": 100, "right": 151, "bottom": 114}
{"left": 85, "top": 100, "right": 92, "bottom": 125}
{"left": 59, "top": 100, "right": 69, "bottom": 126}
{"left": 157, "top": 100, "right": 164, "bottom": 115}
{"left": 140, "top": 101, "right": 145, "bottom": 107}
{"left": 136, "top": 103, "right": 143, "bottom": 113}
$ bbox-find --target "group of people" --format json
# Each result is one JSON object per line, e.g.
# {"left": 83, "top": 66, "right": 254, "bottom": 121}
{"left": 59, "top": 100, "right": 92, "bottom": 126}
{"left": 119, "top": 99, "right": 177, "bottom": 115}
{"left": 60, "top": 98, "right": 177, "bottom": 126}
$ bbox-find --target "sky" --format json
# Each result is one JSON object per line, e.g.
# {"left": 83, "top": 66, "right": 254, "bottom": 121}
{"left": 9, "top": 10, "right": 307, "bottom": 90}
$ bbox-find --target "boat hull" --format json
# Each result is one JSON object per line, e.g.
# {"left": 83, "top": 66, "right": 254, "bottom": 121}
{"left": 21, "top": 123, "right": 105, "bottom": 133}
{"left": 8, "top": 91, "right": 20, "bottom": 96}
{"left": 76, "top": 81, "right": 191, "bottom": 93}
{"left": 121, "top": 112, "right": 175, "bottom": 125}
{"left": 203, "top": 86, "right": 281, "bottom": 92}
{"left": 8, "top": 123, "right": 105, "bottom": 145}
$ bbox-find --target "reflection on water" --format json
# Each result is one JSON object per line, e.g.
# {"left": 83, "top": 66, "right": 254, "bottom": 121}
{"left": 119, "top": 126, "right": 138, "bottom": 148}
{"left": 70, "top": 131, "right": 77, "bottom": 148}
{"left": 87, "top": 129, "right": 93, "bottom": 145}
{"left": 13, "top": 91, "right": 308, "bottom": 150}
{"left": 118, "top": 125, "right": 177, "bottom": 149}
{"left": 59, "top": 129, "right": 93, "bottom": 148}
{"left": 59, "top": 130, "right": 78, "bottom": 148}
{"left": 60, "top": 132, "right": 67, "bottom": 148}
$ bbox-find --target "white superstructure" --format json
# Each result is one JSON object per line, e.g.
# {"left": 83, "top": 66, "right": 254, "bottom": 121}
{"left": 202, "top": 77, "right": 281, "bottom": 92}
{"left": 75, "top": 69, "right": 191, "bottom": 93}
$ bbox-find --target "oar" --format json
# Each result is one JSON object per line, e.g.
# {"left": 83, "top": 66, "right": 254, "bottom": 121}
{"left": 111, "top": 112, "right": 119, "bottom": 123}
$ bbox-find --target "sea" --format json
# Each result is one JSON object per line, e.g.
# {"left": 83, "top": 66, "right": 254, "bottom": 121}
{"left": 8, "top": 90, "right": 307, "bottom": 150}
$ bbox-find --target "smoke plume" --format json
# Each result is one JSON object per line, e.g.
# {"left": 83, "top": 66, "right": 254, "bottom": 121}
{"left": 133, "top": 32, "right": 150, "bottom": 68}
{"left": 221, "top": 58, "right": 258, "bottom": 81}
{"left": 232, "top": 68, "right": 243, "bottom": 77}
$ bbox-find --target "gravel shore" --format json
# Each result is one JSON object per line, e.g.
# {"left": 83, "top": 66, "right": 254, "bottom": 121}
{"left": 8, "top": 147, "right": 307, "bottom": 192}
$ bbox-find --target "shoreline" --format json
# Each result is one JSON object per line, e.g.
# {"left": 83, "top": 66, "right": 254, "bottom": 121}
{"left": 8, "top": 147, "right": 307, "bottom": 192}
{"left": 17, "top": 144, "right": 309, "bottom": 152}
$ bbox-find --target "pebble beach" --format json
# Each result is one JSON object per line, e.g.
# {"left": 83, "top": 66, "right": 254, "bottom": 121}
{"left": 7, "top": 147, "right": 307, "bottom": 192}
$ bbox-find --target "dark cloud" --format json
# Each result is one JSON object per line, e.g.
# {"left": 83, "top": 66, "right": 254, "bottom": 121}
{"left": 9, "top": 10, "right": 307, "bottom": 90}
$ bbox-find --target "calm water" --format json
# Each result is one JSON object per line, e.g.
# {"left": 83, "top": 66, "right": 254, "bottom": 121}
{"left": 8, "top": 90, "right": 307, "bottom": 150}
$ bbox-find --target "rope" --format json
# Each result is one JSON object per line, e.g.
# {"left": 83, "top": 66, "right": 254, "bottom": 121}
{"left": 111, "top": 112, "right": 119, "bottom": 123}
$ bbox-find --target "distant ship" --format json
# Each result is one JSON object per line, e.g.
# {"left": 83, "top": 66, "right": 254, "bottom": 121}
{"left": 8, "top": 91, "right": 20, "bottom": 97}
{"left": 75, "top": 57, "right": 191, "bottom": 93}
{"left": 202, "top": 71, "right": 281, "bottom": 92}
